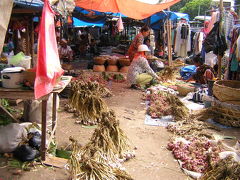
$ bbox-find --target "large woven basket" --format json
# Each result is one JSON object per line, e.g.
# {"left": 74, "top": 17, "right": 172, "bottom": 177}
{"left": 213, "top": 80, "right": 240, "bottom": 104}
{"left": 177, "top": 84, "right": 195, "bottom": 96}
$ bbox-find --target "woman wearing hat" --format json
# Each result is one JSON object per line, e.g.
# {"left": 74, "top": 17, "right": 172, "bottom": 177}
{"left": 127, "top": 44, "right": 160, "bottom": 89}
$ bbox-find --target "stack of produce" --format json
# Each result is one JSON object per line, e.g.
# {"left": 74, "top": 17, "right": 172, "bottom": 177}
{"left": 167, "top": 137, "right": 224, "bottom": 173}
{"left": 102, "top": 72, "right": 126, "bottom": 83}
{"left": 119, "top": 57, "right": 131, "bottom": 73}
{"left": 146, "top": 91, "right": 189, "bottom": 121}
{"left": 157, "top": 67, "right": 178, "bottom": 82}
{"left": 205, "top": 105, "right": 240, "bottom": 127}
{"left": 200, "top": 155, "right": 240, "bottom": 180}
{"left": 166, "top": 117, "right": 218, "bottom": 139}
{"left": 68, "top": 110, "right": 134, "bottom": 180}
{"left": 66, "top": 80, "right": 111, "bottom": 125}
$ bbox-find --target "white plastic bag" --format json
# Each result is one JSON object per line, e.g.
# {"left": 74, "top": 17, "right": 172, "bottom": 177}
{"left": 28, "top": 94, "right": 59, "bottom": 129}
{"left": 0, "top": 123, "right": 27, "bottom": 153}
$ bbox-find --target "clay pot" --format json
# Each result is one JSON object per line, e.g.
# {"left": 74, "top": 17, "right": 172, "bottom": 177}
{"left": 93, "top": 57, "right": 106, "bottom": 65}
{"left": 119, "top": 58, "right": 131, "bottom": 66}
{"left": 106, "top": 65, "right": 118, "bottom": 72}
{"left": 93, "top": 65, "right": 105, "bottom": 72}
{"left": 120, "top": 66, "right": 129, "bottom": 73}
{"left": 107, "top": 59, "right": 118, "bottom": 65}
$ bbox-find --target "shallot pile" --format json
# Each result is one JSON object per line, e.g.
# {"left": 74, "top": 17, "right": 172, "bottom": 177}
{"left": 146, "top": 91, "right": 189, "bottom": 120}
{"left": 167, "top": 137, "right": 223, "bottom": 173}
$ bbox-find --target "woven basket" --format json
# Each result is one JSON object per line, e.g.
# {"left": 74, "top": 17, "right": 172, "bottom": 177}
{"left": 93, "top": 57, "right": 106, "bottom": 65}
{"left": 213, "top": 80, "right": 240, "bottom": 104}
{"left": 177, "top": 84, "right": 195, "bottom": 96}
{"left": 209, "top": 105, "right": 240, "bottom": 127}
{"left": 119, "top": 58, "right": 131, "bottom": 66}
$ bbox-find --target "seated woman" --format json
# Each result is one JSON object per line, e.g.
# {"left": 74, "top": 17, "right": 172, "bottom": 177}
{"left": 58, "top": 39, "right": 73, "bottom": 63}
{"left": 186, "top": 54, "right": 215, "bottom": 84}
{"left": 127, "top": 44, "right": 160, "bottom": 89}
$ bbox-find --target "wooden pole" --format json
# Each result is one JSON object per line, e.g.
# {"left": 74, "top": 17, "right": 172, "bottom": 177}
{"left": 31, "top": 16, "right": 35, "bottom": 68}
{"left": 217, "top": 0, "right": 223, "bottom": 80}
{"left": 167, "top": 8, "right": 173, "bottom": 67}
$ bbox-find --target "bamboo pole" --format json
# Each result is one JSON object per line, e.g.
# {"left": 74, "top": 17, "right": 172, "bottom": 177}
{"left": 167, "top": 8, "right": 173, "bottom": 67}
{"left": 30, "top": 16, "right": 35, "bottom": 68}
{"left": 217, "top": 0, "right": 223, "bottom": 80}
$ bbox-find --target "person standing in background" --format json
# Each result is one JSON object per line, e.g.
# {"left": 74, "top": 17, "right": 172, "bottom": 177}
{"left": 128, "top": 26, "right": 150, "bottom": 61}
{"left": 144, "top": 38, "right": 154, "bottom": 56}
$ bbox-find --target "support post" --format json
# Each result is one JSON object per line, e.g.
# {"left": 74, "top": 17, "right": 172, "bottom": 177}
{"left": 167, "top": 8, "right": 173, "bottom": 67}
{"left": 41, "top": 99, "right": 47, "bottom": 161}
{"left": 218, "top": 0, "right": 223, "bottom": 80}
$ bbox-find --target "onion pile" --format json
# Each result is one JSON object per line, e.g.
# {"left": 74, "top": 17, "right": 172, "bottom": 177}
{"left": 145, "top": 91, "right": 189, "bottom": 120}
{"left": 147, "top": 93, "right": 172, "bottom": 118}
{"left": 167, "top": 137, "right": 223, "bottom": 173}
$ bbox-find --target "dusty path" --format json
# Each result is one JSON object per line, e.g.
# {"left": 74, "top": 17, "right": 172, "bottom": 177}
{"left": 0, "top": 82, "right": 187, "bottom": 180}
{"left": 105, "top": 83, "right": 187, "bottom": 180}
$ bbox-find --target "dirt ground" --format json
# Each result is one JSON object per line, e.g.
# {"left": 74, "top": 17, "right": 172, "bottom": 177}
{"left": 0, "top": 80, "right": 239, "bottom": 180}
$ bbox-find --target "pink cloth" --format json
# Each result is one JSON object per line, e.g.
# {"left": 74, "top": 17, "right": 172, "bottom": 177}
{"left": 35, "top": 0, "right": 64, "bottom": 99}
{"left": 117, "top": 15, "right": 124, "bottom": 32}
{"left": 208, "top": 12, "right": 219, "bottom": 33}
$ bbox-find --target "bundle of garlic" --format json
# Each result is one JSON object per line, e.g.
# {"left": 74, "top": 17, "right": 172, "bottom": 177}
{"left": 68, "top": 110, "right": 134, "bottom": 180}
{"left": 68, "top": 80, "right": 110, "bottom": 125}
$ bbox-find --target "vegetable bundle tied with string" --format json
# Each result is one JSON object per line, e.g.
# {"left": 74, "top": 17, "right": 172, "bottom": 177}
{"left": 68, "top": 80, "right": 110, "bottom": 125}
{"left": 68, "top": 110, "right": 134, "bottom": 180}
{"left": 200, "top": 155, "right": 240, "bottom": 180}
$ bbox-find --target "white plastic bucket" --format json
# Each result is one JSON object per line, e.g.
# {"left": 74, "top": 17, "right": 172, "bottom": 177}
{"left": 1, "top": 67, "right": 25, "bottom": 88}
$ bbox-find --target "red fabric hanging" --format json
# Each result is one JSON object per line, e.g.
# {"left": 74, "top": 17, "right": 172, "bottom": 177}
{"left": 34, "top": 0, "right": 63, "bottom": 99}
{"left": 75, "top": 0, "right": 180, "bottom": 20}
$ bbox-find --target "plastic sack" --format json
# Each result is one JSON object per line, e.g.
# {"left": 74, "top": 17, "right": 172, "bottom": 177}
{"left": 13, "top": 144, "right": 39, "bottom": 162}
{"left": 205, "top": 51, "right": 217, "bottom": 67}
{"left": 0, "top": 123, "right": 27, "bottom": 153}
{"left": 8, "top": 52, "right": 25, "bottom": 66}
{"left": 180, "top": 65, "right": 196, "bottom": 80}
{"left": 28, "top": 131, "right": 41, "bottom": 150}
{"left": 28, "top": 93, "right": 59, "bottom": 128}
{"left": 35, "top": 1, "right": 63, "bottom": 99}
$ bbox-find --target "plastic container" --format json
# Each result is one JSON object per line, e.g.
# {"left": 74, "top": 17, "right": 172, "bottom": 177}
{"left": 1, "top": 67, "right": 25, "bottom": 88}
{"left": 8, "top": 53, "right": 31, "bottom": 69}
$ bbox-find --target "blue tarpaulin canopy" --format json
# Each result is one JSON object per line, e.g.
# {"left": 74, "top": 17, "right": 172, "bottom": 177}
{"left": 72, "top": 7, "right": 127, "bottom": 27}
{"left": 144, "top": 11, "right": 189, "bottom": 30}
{"left": 73, "top": 17, "right": 105, "bottom": 27}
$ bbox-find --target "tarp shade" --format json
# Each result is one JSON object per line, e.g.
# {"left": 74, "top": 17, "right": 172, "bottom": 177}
{"left": 74, "top": 7, "right": 127, "bottom": 17}
{"left": 73, "top": 17, "right": 105, "bottom": 27}
{"left": 144, "top": 11, "right": 189, "bottom": 30}
{"left": 0, "top": 0, "right": 13, "bottom": 54}
{"left": 75, "top": 0, "right": 181, "bottom": 20}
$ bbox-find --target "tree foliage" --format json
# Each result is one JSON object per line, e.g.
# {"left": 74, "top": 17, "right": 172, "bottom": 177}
{"left": 179, "top": 0, "right": 212, "bottom": 20}
{"left": 170, "top": 0, "right": 192, "bottom": 12}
